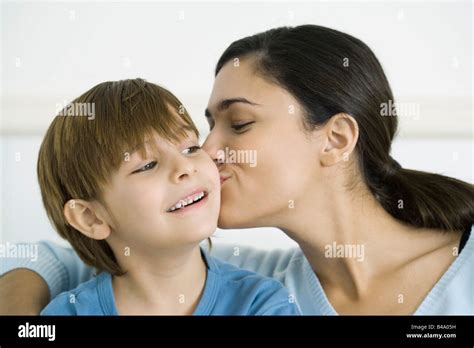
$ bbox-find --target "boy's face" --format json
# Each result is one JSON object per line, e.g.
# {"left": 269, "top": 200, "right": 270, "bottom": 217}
{"left": 101, "top": 129, "right": 220, "bottom": 253}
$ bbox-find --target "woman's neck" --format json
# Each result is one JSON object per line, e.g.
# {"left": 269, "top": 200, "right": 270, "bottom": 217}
{"left": 280, "top": 182, "right": 460, "bottom": 299}
{"left": 111, "top": 244, "right": 207, "bottom": 315}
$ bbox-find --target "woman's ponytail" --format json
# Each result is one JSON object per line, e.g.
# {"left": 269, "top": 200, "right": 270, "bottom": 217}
{"left": 364, "top": 156, "right": 474, "bottom": 231}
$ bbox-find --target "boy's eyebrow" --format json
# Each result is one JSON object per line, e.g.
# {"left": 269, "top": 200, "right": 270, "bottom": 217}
{"left": 205, "top": 97, "right": 260, "bottom": 118}
{"left": 127, "top": 125, "right": 197, "bottom": 156}
{"left": 127, "top": 140, "right": 153, "bottom": 156}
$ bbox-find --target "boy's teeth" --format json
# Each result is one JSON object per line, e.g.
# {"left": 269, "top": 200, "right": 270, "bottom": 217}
{"left": 168, "top": 191, "right": 206, "bottom": 212}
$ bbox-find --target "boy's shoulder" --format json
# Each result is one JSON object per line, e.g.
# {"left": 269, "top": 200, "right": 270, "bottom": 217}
{"left": 207, "top": 252, "right": 281, "bottom": 284}
{"left": 41, "top": 272, "right": 110, "bottom": 315}
{"left": 203, "top": 252, "right": 300, "bottom": 315}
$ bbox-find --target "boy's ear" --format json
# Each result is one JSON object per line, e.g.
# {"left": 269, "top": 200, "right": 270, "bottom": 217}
{"left": 319, "top": 113, "right": 359, "bottom": 167}
{"left": 63, "top": 199, "right": 112, "bottom": 240}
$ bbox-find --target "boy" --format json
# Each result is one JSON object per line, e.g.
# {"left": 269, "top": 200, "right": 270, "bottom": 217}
{"left": 39, "top": 78, "right": 298, "bottom": 315}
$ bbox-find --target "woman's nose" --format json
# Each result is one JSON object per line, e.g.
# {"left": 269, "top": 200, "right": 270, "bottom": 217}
{"left": 202, "top": 134, "right": 222, "bottom": 166}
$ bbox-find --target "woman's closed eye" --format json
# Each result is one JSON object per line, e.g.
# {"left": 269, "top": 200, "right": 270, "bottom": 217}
{"left": 231, "top": 121, "right": 255, "bottom": 132}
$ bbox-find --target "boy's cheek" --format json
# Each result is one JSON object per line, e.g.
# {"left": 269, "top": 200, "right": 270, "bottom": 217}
{"left": 108, "top": 188, "right": 165, "bottom": 223}
{"left": 204, "top": 158, "right": 221, "bottom": 187}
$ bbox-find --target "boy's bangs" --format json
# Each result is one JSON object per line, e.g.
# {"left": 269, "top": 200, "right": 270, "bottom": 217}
{"left": 115, "top": 101, "right": 199, "bottom": 161}
{"left": 85, "top": 80, "right": 200, "bottom": 169}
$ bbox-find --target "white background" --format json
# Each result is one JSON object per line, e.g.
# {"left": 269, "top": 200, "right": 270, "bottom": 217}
{"left": 1, "top": 1, "right": 472, "bottom": 250}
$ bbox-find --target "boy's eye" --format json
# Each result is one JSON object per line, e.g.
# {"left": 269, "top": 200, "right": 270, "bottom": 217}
{"left": 231, "top": 121, "right": 254, "bottom": 131}
{"left": 132, "top": 161, "right": 157, "bottom": 174}
{"left": 182, "top": 145, "right": 201, "bottom": 155}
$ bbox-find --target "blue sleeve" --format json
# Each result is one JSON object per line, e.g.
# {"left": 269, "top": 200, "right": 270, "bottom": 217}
{"left": 261, "top": 302, "right": 300, "bottom": 315}
{"left": 40, "top": 293, "right": 77, "bottom": 315}
{"left": 251, "top": 280, "right": 301, "bottom": 316}
{"left": 0, "top": 241, "right": 95, "bottom": 299}
{"left": 205, "top": 243, "right": 299, "bottom": 279}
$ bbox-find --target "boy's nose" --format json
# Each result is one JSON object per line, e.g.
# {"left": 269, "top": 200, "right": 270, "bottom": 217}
{"left": 170, "top": 157, "right": 197, "bottom": 183}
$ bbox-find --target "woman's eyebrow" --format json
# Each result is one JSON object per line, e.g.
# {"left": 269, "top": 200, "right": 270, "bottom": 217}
{"left": 205, "top": 97, "right": 261, "bottom": 118}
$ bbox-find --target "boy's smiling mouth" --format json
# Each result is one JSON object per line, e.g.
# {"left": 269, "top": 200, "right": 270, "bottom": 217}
{"left": 167, "top": 189, "right": 209, "bottom": 213}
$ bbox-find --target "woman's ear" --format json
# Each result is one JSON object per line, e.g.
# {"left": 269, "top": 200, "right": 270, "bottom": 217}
{"left": 320, "top": 113, "right": 359, "bottom": 167}
{"left": 63, "top": 199, "right": 112, "bottom": 240}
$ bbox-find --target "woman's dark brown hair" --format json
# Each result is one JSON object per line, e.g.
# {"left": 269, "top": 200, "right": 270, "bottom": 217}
{"left": 216, "top": 25, "right": 474, "bottom": 232}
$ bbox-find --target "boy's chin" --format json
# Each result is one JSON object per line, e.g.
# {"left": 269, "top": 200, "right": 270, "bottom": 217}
{"left": 174, "top": 222, "right": 217, "bottom": 243}
{"left": 191, "top": 222, "right": 217, "bottom": 238}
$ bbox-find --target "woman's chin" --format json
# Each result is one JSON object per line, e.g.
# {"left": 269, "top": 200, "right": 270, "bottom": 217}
{"left": 217, "top": 211, "right": 241, "bottom": 229}
{"left": 217, "top": 211, "right": 256, "bottom": 230}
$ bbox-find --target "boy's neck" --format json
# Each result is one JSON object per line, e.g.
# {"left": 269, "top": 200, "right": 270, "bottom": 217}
{"left": 111, "top": 244, "right": 207, "bottom": 315}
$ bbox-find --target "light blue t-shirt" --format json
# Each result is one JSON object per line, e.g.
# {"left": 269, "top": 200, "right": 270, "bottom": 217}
{"left": 2, "top": 225, "right": 473, "bottom": 314}
{"left": 39, "top": 249, "right": 299, "bottom": 315}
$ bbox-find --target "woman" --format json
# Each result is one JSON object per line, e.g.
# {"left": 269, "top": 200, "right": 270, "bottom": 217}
{"left": 1, "top": 25, "right": 473, "bottom": 315}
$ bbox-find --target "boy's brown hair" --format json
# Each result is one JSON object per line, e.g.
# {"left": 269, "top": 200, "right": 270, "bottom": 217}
{"left": 37, "top": 78, "right": 199, "bottom": 275}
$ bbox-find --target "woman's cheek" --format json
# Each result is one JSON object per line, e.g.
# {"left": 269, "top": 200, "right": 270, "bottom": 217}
{"left": 256, "top": 144, "right": 300, "bottom": 201}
